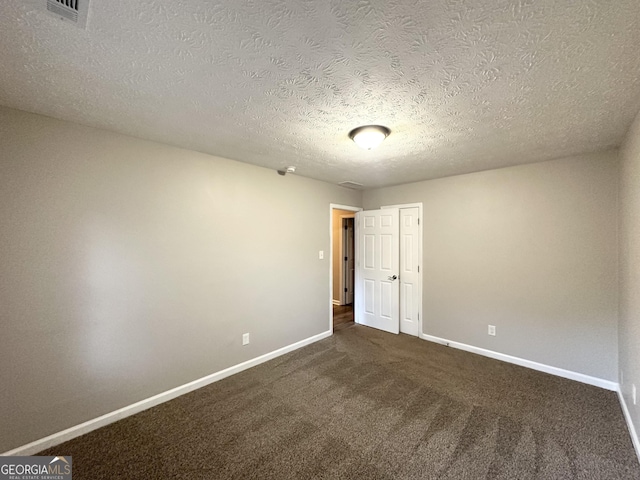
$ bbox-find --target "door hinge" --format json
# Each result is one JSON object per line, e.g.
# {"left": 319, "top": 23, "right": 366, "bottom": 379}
{"left": 418, "top": 265, "right": 420, "bottom": 273}
{"left": 344, "top": 288, "right": 348, "bottom": 293}
{"left": 418, "top": 218, "right": 420, "bottom": 225}
{"left": 345, "top": 256, "right": 348, "bottom": 261}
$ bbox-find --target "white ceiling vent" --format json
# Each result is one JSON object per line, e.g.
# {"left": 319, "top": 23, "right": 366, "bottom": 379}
{"left": 45, "top": 0, "right": 90, "bottom": 28}
{"left": 339, "top": 181, "right": 364, "bottom": 190}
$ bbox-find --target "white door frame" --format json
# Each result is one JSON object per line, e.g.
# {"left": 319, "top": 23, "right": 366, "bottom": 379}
{"left": 329, "top": 204, "right": 362, "bottom": 333}
{"left": 381, "top": 203, "right": 423, "bottom": 337}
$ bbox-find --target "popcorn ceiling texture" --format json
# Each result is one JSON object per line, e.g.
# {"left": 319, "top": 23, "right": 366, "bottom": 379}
{"left": 1, "top": 0, "right": 639, "bottom": 187}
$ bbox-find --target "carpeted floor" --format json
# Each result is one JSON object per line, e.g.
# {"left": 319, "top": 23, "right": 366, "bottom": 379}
{"left": 40, "top": 324, "right": 639, "bottom": 479}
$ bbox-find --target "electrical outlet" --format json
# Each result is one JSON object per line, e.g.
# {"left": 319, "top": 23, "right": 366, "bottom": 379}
{"left": 633, "top": 384, "right": 637, "bottom": 405}
{"left": 318, "top": 250, "right": 324, "bottom": 260}
{"left": 242, "top": 333, "right": 250, "bottom": 346}
{"left": 488, "top": 325, "right": 496, "bottom": 336}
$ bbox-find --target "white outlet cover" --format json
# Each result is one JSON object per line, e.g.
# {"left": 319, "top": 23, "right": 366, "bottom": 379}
{"left": 319, "top": 250, "right": 324, "bottom": 260}
{"left": 242, "top": 333, "right": 250, "bottom": 346}
{"left": 488, "top": 325, "right": 496, "bottom": 336}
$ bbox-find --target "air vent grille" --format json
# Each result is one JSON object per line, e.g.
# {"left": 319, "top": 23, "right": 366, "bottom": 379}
{"left": 44, "top": 0, "right": 89, "bottom": 28}
{"left": 339, "top": 181, "right": 364, "bottom": 190}
{"left": 47, "top": 0, "right": 78, "bottom": 21}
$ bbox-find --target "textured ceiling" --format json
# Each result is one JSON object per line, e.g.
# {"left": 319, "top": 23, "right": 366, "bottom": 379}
{"left": 1, "top": 1, "right": 640, "bottom": 188}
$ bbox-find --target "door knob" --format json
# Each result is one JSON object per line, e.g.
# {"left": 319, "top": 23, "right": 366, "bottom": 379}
{"left": 388, "top": 275, "right": 398, "bottom": 281}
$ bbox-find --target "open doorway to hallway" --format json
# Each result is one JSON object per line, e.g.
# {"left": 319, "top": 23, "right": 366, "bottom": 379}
{"left": 333, "top": 304, "right": 354, "bottom": 330}
{"left": 330, "top": 204, "right": 360, "bottom": 331}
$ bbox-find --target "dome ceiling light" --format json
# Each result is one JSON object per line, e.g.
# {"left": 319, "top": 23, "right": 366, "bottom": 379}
{"left": 349, "top": 125, "right": 391, "bottom": 150}
{"left": 277, "top": 166, "right": 296, "bottom": 176}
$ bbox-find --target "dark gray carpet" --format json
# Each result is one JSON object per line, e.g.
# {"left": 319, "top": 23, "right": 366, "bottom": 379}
{"left": 39, "top": 324, "right": 639, "bottom": 479}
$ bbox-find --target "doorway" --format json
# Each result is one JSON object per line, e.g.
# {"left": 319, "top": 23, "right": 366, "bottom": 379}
{"left": 341, "top": 217, "right": 355, "bottom": 305}
{"left": 330, "top": 204, "right": 361, "bottom": 331}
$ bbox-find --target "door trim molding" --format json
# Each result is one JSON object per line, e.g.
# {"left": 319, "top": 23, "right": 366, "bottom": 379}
{"left": 329, "top": 204, "right": 362, "bottom": 333}
{"left": 381, "top": 203, "right": 423, "bottom": 337}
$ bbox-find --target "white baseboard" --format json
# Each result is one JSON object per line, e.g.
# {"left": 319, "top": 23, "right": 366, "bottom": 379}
{"left": 2, "top": 330, "right": 332, "bottom": 457}
{"left": 332, "top": 299, "right": 341, "bottom": 306}
{"left": 420, "top": 333, "right": 618, "bottom": 391}
{"left": 617, "top": 387, "right": 640, "bottom": 462}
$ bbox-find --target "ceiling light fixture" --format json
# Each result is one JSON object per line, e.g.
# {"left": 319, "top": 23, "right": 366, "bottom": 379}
{"left": 277, "top": 166, "right": 296, "bottom": 176}
{"left": 349, "top": 125, "right": 391, "bottom": 150}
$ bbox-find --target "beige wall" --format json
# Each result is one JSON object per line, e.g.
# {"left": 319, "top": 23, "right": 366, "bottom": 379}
{"left": 332, "top": 209, "right": 356, "bottom": 303}
{"left": 619, "top": 109, "right": 640, "bottom": 436}
{"left": 1, "top": 101, "right": 629, "bottom": 453}
{"left": 0, "top": 106, "right": 361, "bottom": 453}
{"left": 363, "top": 151, "right": 619, "bottom": 381}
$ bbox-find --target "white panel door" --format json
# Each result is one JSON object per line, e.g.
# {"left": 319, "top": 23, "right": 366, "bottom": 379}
{"left": 355, "top": 209, "right": 400, "bottom": 334}
{"left": 400, "top": 208, "right": 420, "bottom": 336}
